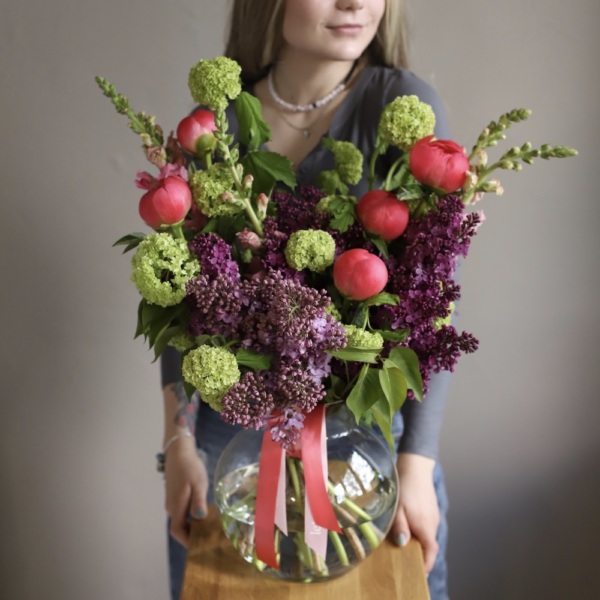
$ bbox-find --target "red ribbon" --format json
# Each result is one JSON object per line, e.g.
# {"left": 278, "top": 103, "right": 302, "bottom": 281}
{"left": 301, "top": 405, "right": 342, "bottom": 533}
{"left": 254, "top": 430, "right": 284, "bottom": 569}
{"left": 254, "top": 405, "right": 341, "bottom": 570}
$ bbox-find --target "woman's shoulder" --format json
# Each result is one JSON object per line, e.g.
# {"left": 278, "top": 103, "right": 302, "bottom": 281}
{"left": 357, "top": 65, "right": 449, "bottom": 138}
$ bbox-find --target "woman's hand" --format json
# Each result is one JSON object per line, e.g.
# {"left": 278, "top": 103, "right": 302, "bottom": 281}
{"left": 392, "top": 452, "right": 440, "bottom": 573}
{"left": 164, "top": 436, "right": 209, "bottom": 548}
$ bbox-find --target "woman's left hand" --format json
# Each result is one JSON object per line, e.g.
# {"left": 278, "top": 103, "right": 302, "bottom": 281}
{"left": 392, "top": 453, "right": 440, "bottom": 574}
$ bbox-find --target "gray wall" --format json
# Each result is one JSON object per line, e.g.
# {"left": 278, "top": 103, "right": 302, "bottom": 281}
{"left": 1, "top": 1, "right": 598, "bottom": 598}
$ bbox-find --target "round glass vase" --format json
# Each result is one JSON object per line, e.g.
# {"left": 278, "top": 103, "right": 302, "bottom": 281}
{"left": 213, "top": 407, "right": 399, "bottom": 582}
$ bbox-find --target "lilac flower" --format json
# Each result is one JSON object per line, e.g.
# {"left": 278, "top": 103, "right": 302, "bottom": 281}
{"left": 220, "top": 371, "right": 275, "bottom": 429}
{"left": 188, "top": 232, "right": 239, "bottom": 280}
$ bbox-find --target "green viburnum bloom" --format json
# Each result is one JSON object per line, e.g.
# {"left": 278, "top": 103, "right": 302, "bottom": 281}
{"left": 182, "top": 346, "right": 240, "bottom": 411}
{"left": 378, "top": 95, "right": 436, "bottom": 150}
{"left": 188, "top": 57, "right": 242, "bottom": 110}
{"left": 433, "top": 302, "right": 456, "bottom": 330}
{"left": 344, "top": 324, "right": 384, "bottom": 350}
{"left": 284, "top": 229, "right": 336, "bottom": 273}
{"left": 190, "top": 164, "right": 242, "bottom": 217}
{"left": 325, "top": 303, "right": 342, "bottom": 322}
{"left": 131, "top": 233, "right": 199, "bottom": 307}
{"left": 167, "top": 332, "right": 195, "bottom": 353}
{"left": 327, "top": 139, "right": 363, "bottom": 185}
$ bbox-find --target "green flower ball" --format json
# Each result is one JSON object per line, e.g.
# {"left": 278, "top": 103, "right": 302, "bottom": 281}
{"left": 181, "top": 346, "right": 240, "bottom": 411}
{"left": 130, "top": 233, "right": 199, "bottom": 307}
{"left": 378, "top": 95, "right": 436, "bottom": 150}
{"left": 344, "top": 324, "right": 384, "bottom": 350}
{"left": 284, "top": 229, "right": 336, "bottom": 273}
{"left": 188, "top": 57, "right": 242, "bottom": 110}
{"left": 328, "top": 139, "right": 363, "bottom": 185}
{"left": 190, "top": 164, "right": 242, "bottom": 218}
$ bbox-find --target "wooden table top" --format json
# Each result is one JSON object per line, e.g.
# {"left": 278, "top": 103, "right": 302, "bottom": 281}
{"left": 181, "top": 507, "right": 430, "bottom": 600}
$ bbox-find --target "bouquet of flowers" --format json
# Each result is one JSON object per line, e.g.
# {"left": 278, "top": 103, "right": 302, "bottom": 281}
{"left": 96, "top": 56, "right": 576, "bottom": 577}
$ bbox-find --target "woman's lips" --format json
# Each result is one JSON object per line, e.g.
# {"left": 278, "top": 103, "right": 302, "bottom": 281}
{"left": 327, "top": 24, "right": 364, "bottom": 35}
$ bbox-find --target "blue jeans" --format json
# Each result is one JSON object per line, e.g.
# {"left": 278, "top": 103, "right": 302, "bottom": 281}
{"left": 167, "top": 406, "right": 449, "bottom": 599}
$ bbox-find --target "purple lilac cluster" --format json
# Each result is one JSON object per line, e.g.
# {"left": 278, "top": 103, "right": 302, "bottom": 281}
{"left": 185, "top": 261, "right": 346, "bottom": 447}
{"left": 379, "top": 195, "right": 481, "bottom": 391}
{"left": 189, "top": 232, "right": 239, "bottom": 280}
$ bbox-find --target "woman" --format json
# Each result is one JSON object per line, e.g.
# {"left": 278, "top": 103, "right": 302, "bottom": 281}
{"left": 162, "top": 1, "right": 451, "bottom": 598}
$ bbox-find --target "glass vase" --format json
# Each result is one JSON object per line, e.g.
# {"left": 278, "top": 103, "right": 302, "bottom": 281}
{"left": 213, "top": 407, "right": 399, "bottom": 582}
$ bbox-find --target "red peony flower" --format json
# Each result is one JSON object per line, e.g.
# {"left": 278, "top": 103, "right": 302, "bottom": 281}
{"left": 138, "top": 176, "right": 192, "bottom": 228}
{"left": 333, "top": 249, "right": 388, "bottom": 301}
{"left": 356, "top": 190, "right": 409, "bottom": 241}
{"left": 176, "top": 109, "right": 218, "bottom": 156}
{"left": 409, "top": 135, "right": 470, "bottom": 193}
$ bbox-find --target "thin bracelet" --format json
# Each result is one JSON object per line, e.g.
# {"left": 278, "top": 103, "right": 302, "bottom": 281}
{"left": 156, "top": 442, "right": 207, "bottom": 474}
{"left": 163, "top": 430, "right": 194, "bottom": 454}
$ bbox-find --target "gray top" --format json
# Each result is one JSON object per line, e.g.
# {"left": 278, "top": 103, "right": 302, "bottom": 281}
{"left": 161, "top": 65, "right": 452, "bottom": 460}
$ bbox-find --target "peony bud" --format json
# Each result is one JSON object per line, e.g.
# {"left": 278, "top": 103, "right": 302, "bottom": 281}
{"left": 236, "top": 228, "right": 262, "bottom": 250}
{"left": 176, "top": 109, "right": 217, "bottom": 156}
{"left": 356, "top": 190, "right": 409, "bottom": 241}
{"left": 409, "top": 135, "right": 470, "bottom": 193}
{"left": 333, "top": 249, "right": 388, "bottom": 301}
{"left": 139, "top": 175, "right": 192, "bottom": 228}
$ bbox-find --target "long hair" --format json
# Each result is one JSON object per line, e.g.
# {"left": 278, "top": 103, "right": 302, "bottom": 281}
{"left": 224, "top": 0, "right": 410, "bottom": 84}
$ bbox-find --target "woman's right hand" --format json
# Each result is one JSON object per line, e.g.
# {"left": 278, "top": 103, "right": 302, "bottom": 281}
{"left": 164, "top": 437, "right": 209, "bottom": 548}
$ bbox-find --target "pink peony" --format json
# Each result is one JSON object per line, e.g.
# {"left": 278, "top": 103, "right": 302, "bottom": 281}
{"left": 333, "top": 249, "right": 389, "bottom": 301}
{"left": 409, "top": 135, "right": 470, "bottom": 193}
{"left": 138, "top": 176, "right": 192, "bottom": 228}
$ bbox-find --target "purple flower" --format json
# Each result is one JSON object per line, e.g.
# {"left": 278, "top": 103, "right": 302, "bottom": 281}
{"left": 189, "top": 232, "right": 239, "bottom": 280}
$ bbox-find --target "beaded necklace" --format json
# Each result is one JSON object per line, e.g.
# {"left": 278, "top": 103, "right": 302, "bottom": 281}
{"left": 267, "top": 60, "right": 359, "bottom": 113}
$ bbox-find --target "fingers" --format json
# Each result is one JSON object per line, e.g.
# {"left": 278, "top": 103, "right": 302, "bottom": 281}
{"left": 410, "top": 520, "right": 439, "bottom": 573}
{"left": 392, "top": 504, "right": 411, "bottom": 547}
{"left": 189, "top": 479, "right": 208, "bottom": 520}
{"left": 168, "top": 486, "right": 192, "bottom": 548}
{"left": 393, "top": 502, "right": 440, "bottom": 573}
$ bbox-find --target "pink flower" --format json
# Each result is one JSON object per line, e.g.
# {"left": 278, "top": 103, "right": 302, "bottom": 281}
{"left": 409, "top": 135, "right": 470, "bottom": 193}
{"left": 176, "top": 109, "right": 217, "bottom": 156}
{"left": 138, "top": 176, "right": 192, "bottom": 228}
{"left": 356, "top": 190, "right": 409, "bottom": 242}
{"left": 333, "top": 249, "right": 388, "bottom": 301}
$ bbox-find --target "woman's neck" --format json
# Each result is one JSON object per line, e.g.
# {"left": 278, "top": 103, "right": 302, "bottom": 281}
{"left": 270, "top": 50, "right": 359, "bottom": 107}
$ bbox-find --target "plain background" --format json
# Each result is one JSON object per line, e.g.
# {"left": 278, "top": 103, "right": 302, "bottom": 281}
{"left": 1, "top": 0, "right": 598, "bottom": 598}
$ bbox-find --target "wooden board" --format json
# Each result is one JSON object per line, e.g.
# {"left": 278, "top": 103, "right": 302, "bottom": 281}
{"left": 181, "top": 507, "right": 430, "bottom": 600}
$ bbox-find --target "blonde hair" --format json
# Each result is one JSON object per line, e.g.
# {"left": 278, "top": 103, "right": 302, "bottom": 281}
{"left": 225, "top": 0, "right": 410, "bottom": 84}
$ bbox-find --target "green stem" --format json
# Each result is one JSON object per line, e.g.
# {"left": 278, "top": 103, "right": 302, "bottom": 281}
{"left": 329, "top": 531, "right": 350, "bottom": 566}
{"left": 170, "top": 222, "right": 184, "bottom": 239}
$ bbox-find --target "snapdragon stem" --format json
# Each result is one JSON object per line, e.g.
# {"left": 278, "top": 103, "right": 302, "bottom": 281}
{"left": 215, "top": 108, "right": 264, "bottom": 237}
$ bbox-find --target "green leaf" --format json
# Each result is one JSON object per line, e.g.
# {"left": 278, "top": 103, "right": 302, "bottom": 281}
{"left": 346, "top": 366, "right": 383, "bottom": 423}
{"left": 242, "top": 150, "right": 296, "bottom": 195}
{"left": 363, "top": 292, "right": 400, "bottom": 308}
{"left": 234, "top": 91, "right": 272, "bottom": 151}
{"left": 113, "top": 232, "right": 147, "bottom": 253}
{"left": 318, "top": 195, "right": 356, "bottom": 233}
{"left": 235, "top": 348, "right": 272, "bottom": 371}
{"left": 183, "top": 381, "right": 197, "bottom": 401}
{"left": 134, "top": 299, "right": 145, "bottom": 339}
{"left": 153, "top": 325, "right": 182, "bottom": 361}
{"left": 379, "top": 329, "right": 409, "bottom": 342}
{"left": 328, "top": 347, "right": 380, "bottom": 364}
{"left": 370, "top": 236, "right": 389, "bottom": 259}
{"left": 371, "top": 398, "right": 395, "bottom": 450}
{"left": 386, "top": 347, "right": 424, "bottom": 402}
{"left": 379, "top": 362, "right": 408, "bottom": 416}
